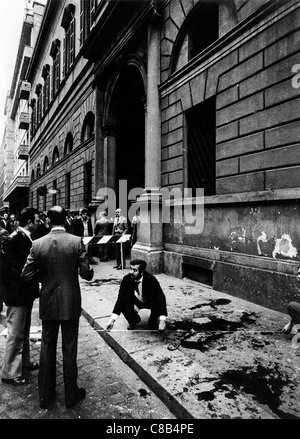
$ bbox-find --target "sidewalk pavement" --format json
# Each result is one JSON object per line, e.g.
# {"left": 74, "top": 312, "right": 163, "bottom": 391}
{"left": 80, "top": 258, "right": 300, "bottom": 420}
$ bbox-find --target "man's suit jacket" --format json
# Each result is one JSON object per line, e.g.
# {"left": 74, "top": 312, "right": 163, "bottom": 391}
{"left": 0, "top": 219, "right": 11, "bottom": 234}
{"left": 3, "top": 228, "right": 39, "bottom": 306}
{"left": 72, "top": 217, "right": 93, "bottom": 237}
{"left": 94, "top": 218, "right": 113, "bottom": 236}
{"left": 21, "top": 229, "right": 93, "bottom": 320}
{"left": 112, "top": 215, "right": 129, "bottom": 236}
{"left": 112, "top": 271, "right": 167, "bottom": 316}
{"left": 0, "top": 227, "right": 10, "bottom": 301}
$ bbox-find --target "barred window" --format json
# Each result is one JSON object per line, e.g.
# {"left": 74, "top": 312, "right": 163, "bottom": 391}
{"left": 64, "top": 133, "right": 73, "bottom": 156}
{"left": 52, "top": 146, "right": 59, "bottom": 165}
{"left": 65, "top": 172, "right": 71, "bottom": 209}
{"left": 186, "top": 97, "right": 216, "bottom": 197}
{"left": 42, "top": 65, "right": 50, "bottom": 113}
{"left": 61, "top": 4, "right": 76, "bottom": 77}
{"left": 35, "top": 84, "right": 42, "bottom": 127}
{"left": 80, "top": 0, "right": 96, "bottom": 46}
{"left": 50, "top": 39, "right": 61, "bottom": 98}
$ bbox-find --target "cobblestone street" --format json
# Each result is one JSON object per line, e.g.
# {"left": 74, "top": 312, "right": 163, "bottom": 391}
{"left": 0, "top": 301, "right": 174, "bottom": 420}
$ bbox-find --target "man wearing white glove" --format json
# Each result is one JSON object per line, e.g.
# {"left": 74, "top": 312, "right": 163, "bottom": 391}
{"left": 105, "top": 259, "right": 167, "bottom": 331}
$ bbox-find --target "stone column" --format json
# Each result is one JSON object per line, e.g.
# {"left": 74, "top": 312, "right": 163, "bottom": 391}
{"left": 131, "top": 11, "right": 164, "bottom": 274}
{"left": 145, "top": 13, "right": 161, "bottom": 190}
{"left": 94, "top": 84, "right": 105, "bottom": 195}
{"left": 103, "top": 126, "right": 117, "bottom": 191}
{"left": 89, "top": 84, "right": 105, "bottom": 224}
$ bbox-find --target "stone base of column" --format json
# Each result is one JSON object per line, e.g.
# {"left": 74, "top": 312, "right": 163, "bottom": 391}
{"left": 131, "top": 242, "right": 164, "bottom": 274}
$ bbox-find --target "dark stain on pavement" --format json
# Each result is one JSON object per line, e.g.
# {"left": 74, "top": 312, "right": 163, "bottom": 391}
{"left": 196, "top": 364, "right": 299, "bottom": 419}
{"left": 168, "top": 312, "right": 257, "bottom": 352}
{"left": 138, "top": 388, "right": 151, "bottom": 398}
{"left": 181, "top": 332, "right": 225, "bottom": 352}
{"left": 190, "top": 298, "right": 232, "bottom": 310}
{"left": 88, "top": 278, "right": 121, "bottom": 286}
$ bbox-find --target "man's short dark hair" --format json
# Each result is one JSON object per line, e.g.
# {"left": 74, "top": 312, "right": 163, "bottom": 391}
{"left": 19, "top": 207, "right": 39, "bottom": 227}
{"left": 130, "top": 259, "right": 147, "bottom": 273}
{"left": 47, "top": 206, "right": 67, "bottom": 226}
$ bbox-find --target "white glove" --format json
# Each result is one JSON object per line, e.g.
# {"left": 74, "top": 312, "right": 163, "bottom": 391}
{"left": 106, "top": 316, "right": 116, "bottom": 331}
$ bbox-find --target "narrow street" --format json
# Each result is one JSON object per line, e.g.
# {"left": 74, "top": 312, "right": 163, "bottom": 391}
{"left": 0, "top": 301, "right": 174, "bottom": 420}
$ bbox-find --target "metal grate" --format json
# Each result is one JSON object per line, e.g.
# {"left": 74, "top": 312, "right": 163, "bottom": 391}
{"left": 187, "top": 97, "right": 216, "bottom": 196}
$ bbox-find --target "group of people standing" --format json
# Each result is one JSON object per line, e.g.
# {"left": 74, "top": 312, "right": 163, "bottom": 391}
{"left": 69, "top": 207, "right": 139, "bottom": 269}
{"left": 0, "top": 203, "right": 168, "bottom": 411}
{"left": 0, "top": 206, "right": 94, "bottom": 409}
{"left": 0, "top": 212, "right": 19, "bottom": 234}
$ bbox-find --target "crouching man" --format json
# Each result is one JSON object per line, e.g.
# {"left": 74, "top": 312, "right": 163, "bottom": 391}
{"left": 106, "top": 259, "right": 167, "bottom": 331}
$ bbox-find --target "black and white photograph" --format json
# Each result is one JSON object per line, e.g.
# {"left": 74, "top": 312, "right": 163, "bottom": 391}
{"left": 0, "top": 0, "right": 300, "bottom": 425}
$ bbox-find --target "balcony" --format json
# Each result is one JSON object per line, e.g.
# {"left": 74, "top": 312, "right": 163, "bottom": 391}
{"left": 19, "top": 81, "right": 31, "bottom": 100}
{"left": 19, "top": 112, "right": 30, "bottom": 130}
{"left": 18, "top": 144, "right": 29, "bottom": 160}
{"left": 2, "top": 176, "right": 30, "bottom": 202}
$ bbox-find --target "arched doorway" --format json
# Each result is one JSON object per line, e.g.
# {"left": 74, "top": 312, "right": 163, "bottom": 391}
{"left": 109, "top": 65, "right": 145, "bottom": 199}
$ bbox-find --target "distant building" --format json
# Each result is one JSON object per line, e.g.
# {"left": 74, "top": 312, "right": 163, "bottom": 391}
{"left": 2, "top": 0, "right": 300, "bottom": 312}
{"left": 1, "top": 2, "right": 45, "bottom": 217}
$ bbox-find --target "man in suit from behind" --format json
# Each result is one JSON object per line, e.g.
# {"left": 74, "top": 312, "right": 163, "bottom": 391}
{"left": 22, "top": 205, "right": 94, "bottom": 410}
{"left": 94, "top": 210, "right": 113, "bottom": 262}
{"left": 105, "top": 259, "right": 167, "bottom": 331}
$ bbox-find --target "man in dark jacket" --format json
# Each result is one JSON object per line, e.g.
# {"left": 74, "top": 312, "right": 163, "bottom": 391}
{"left": 0, "top": 212, "right": 11, "bottom": 233}
{"left": 22, "top": 206, "right": 94, "bottom": 409}
{"left": 71, "top": 208, "right": 97, "bottom": 264}
{"left": 0, "top": 224, "right": 9, "bottom": 313}
{"left": 1, "top": 207, "right": 40, "bottom": 386}
{"left": 105, "top": 259, "right": 167, "bottom": 331}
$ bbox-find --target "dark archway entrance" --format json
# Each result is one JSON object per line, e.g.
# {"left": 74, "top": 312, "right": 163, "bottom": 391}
{"left": 114, "top": 65, "right": 145, "bottom": 199}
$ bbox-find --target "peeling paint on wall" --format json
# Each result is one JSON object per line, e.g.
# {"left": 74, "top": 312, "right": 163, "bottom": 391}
{"left": 228, "top": 227, "right": 246, "bottom": 251}
{"left": 272, "top": 234, "right": 297, "bottom": 259}
{"left": 256, "top": 232, "right": 276, "bottom": 257}
{"left": 257, "top": 232, "right": 268, "bottom": 256}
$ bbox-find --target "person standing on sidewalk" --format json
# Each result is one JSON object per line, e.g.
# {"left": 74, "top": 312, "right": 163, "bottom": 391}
{"left": 112, "top": 208, "right": 129, "bottom": 269}
{"left": 94, "top": 210, "right": 113, "bottom": 262}
{"left": 0, "top": 224, "right": 10, "bottom": 314}
{"left": 0, "top": 212, "right": 11, "bottom": 234}
{"left": 105, "top": 259, "right": 167, "bottom": 331}
{"left": 72, "top": 208, "right": 97, "bottom": 264}
{"left": 21, "top": 205, "right": 94, "bottom": 409}
{"left": 1, "top": 207, "right": 40, "bottom": 386}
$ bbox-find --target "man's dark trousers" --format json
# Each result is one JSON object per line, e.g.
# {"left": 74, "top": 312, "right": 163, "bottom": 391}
{"left": 38, "top": 318, "right": 79, "bottom": 407}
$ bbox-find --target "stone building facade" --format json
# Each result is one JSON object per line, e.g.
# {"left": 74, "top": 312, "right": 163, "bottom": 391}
{"left": 2, "top": 0, "right": 300, "bottom": 312}
{"left": 1, "top": 2, "right": 45, "bottom": 217}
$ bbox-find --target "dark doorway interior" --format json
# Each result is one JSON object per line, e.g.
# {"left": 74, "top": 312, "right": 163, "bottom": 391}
{"left": 115, "top": 66, "right": 145, "bottom": 199}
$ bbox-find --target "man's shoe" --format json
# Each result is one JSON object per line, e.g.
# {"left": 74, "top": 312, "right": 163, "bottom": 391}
{"left": 116, "top": 266, "right": 122, "bottom": 270}
{"left": 127, "top": 315, "right": 141, "bottom": 330}
{"left": 40, "top": 392, "right": 56, "bottom": 410}
{"left": 2, "top": 376, "right": 29, "bottom": 386}
{"left": 89, "top": 258, "right": 98, "bottom": 264}
{"left": 30, "top": 362, "right": 39, "bottom": 371}
{"left": 113, "top": 265, "right": 119, "bottom": 269}
{"left": 24, "top": 362, "right": 39, "bottom": 371}
{"left": 66, "top": 388, "right": 86, "bottom": 409}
